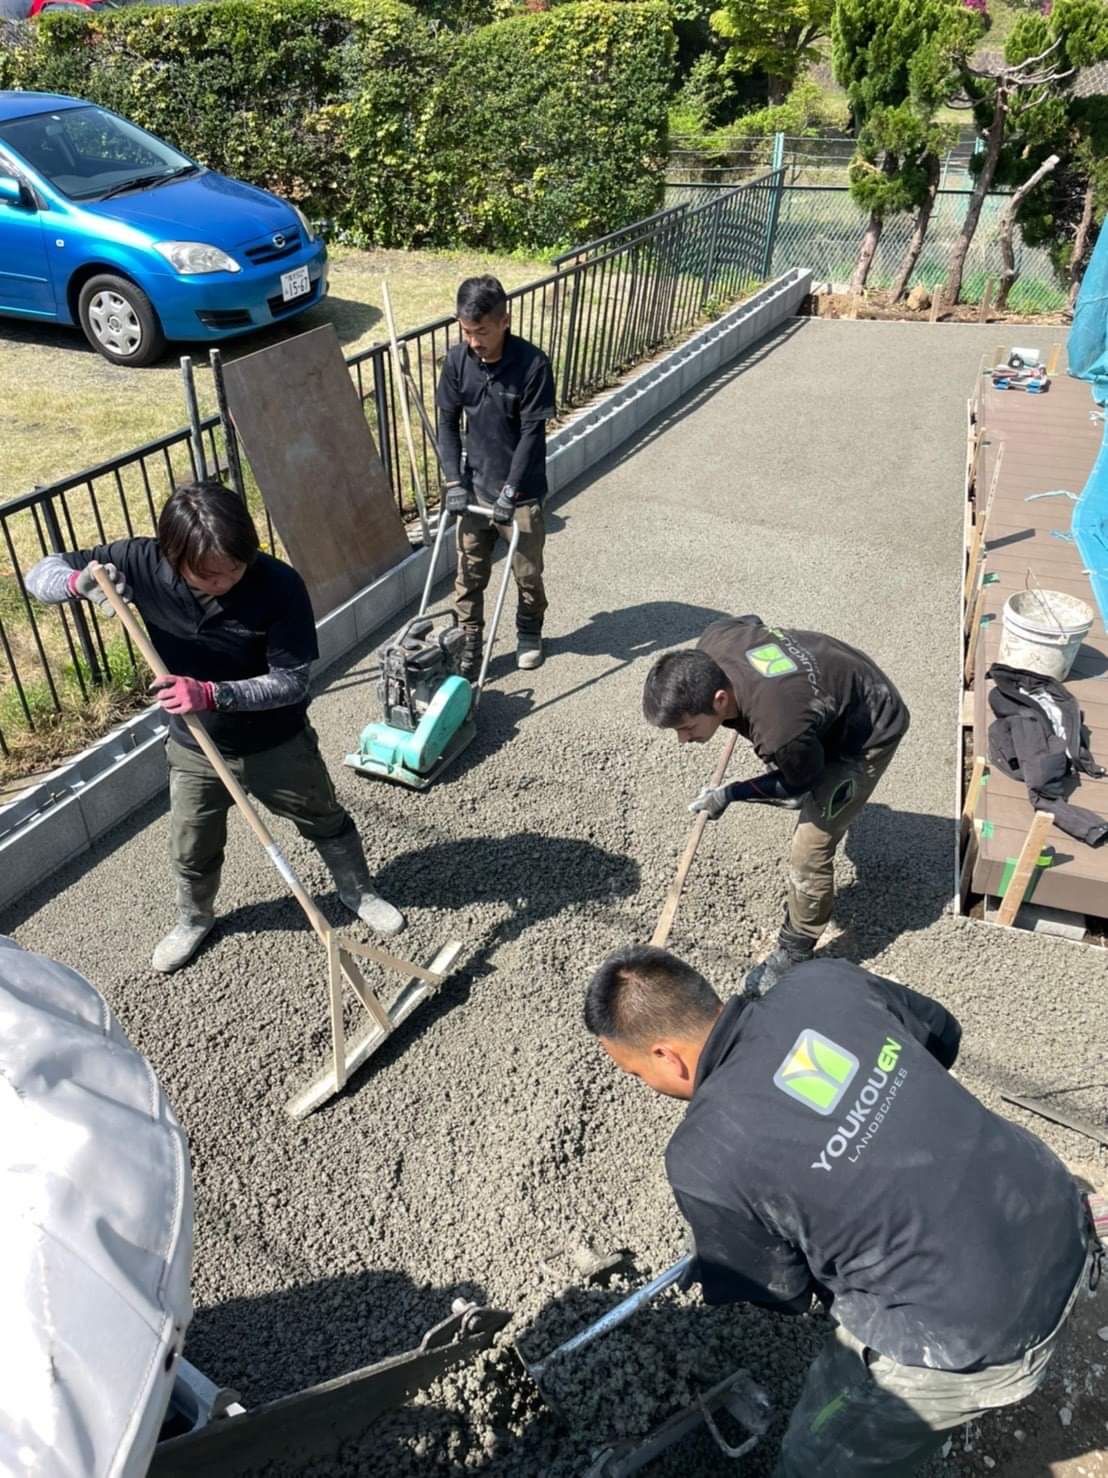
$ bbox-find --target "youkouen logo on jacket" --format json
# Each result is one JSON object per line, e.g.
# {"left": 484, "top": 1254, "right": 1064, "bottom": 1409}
{"left": 773, "top": 1030, "right": 859, "bottom": 1115}
{"left": 746, "top": 643, "right": 798, "bottom": 679}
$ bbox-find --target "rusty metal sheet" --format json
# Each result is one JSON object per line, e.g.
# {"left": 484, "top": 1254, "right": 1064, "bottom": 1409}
{"left": 222, "top": 324, "right": 410, "bottom": 617}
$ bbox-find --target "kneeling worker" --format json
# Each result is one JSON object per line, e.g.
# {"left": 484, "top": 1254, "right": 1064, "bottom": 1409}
{"left": 643, "top": 616, "right": 909, "bottom": 993}
{"left": 585, "top": 947, "right": 1097, "bottom": 1478}
{"left": 26, "top": 480, "right": 404, "bottom": 973}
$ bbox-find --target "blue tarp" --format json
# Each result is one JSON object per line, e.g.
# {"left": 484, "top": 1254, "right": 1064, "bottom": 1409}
{"left": 1069, "top": 225, "right": 1108, "bottom": 630}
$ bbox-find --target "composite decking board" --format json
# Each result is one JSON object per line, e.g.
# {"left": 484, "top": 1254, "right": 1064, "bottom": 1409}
{"left": 969, "top": 367, "right": 1108, "bottom": 911}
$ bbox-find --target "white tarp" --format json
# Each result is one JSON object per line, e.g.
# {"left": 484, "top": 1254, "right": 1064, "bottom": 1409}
{"left": 0, "top": 936, "right": 193, "bottom": 1478}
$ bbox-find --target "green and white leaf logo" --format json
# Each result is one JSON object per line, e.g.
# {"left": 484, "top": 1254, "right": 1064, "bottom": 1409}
{"left": 745, "top": 643, "right": 798, "bottom": 678}
{"left": 773, "top": 1030, "right": 860, "bottom": 1115}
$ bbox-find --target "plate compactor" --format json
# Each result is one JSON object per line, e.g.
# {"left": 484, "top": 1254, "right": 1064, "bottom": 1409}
{"left": 345, "top": 504, "right": 520, "bottom": 789}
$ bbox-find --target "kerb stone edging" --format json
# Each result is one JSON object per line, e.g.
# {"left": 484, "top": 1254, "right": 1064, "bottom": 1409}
{"left": 0, "top": 267, "right": 812, "bottom": 912}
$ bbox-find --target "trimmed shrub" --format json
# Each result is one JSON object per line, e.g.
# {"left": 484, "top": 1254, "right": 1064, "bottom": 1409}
{"left": 422, "top": 1, "right": 673, "bottom": 250}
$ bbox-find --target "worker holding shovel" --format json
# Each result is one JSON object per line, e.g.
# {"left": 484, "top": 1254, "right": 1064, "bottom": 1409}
{"left": 642, "top": 616, "right": 909, "bottom": 993}
{"left": 25, "top": 479, "right": 404, "bottom": 973}
{"left": 585, "top": 945, "right": 1098, "bottom": 1477}
{"left": 437, "top": 275, "right": 556, "bottom": 677}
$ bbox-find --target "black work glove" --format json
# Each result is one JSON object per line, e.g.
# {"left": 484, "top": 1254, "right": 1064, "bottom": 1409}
{"left": 444, "top": 483, "right": 468, "bottom": 515}
{"left": 492, "top": 485, "right": 516, "bottom": 525}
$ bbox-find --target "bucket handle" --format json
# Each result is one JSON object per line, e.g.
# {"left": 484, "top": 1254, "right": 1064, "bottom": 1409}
{"left": 1024, "top": 568, "right": 1068, "bottom": 637}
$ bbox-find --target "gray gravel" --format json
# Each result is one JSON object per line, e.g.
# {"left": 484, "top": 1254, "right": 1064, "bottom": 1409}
{"left": 6, "top": 318, "right": 1107, "bottom": 1476}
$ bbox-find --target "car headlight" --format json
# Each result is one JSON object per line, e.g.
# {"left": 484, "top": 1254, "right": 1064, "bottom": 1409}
{"left": 153, "top": 242, "right": 241, "bottom": 275}
{"left": 292, "top": 205, "right": 317, "bottom": 243}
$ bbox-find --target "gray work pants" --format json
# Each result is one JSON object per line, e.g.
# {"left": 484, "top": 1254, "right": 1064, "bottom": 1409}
{"left": 774, "top": 1263, "right": 1088, "bottom": 1477}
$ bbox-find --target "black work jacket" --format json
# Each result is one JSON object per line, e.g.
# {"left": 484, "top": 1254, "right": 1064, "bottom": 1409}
{"left": 698, "top": 616, "right": 909, "bottom": 792}
{"left": 666, "top": 959, "right": 1088, "bottom": 1370}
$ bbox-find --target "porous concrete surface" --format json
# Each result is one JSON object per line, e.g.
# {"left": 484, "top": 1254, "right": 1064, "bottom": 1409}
{"left": 6, "top": 319, "right": 1107, "bottom": 1476}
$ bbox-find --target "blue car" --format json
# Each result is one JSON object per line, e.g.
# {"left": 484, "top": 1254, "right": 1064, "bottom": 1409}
{"left": 0, "top": 91, "right": 328, "bottom": 365}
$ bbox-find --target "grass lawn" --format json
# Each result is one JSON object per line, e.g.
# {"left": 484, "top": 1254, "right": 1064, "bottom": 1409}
{"left": 0, "top": 244, "right": 550, "bottom": 508}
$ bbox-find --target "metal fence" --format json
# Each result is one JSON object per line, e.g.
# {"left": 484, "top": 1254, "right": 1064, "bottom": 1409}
{"left": 666, "top": 181, "right": 1068, "bottom": 315}
{"left": 0, "top": 169, "right": 784, "bottom": 773}
{"left": 668, "top": 131, "right": 979, "bottom": 189}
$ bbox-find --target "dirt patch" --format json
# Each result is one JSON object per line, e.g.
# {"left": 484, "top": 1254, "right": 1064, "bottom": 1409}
{"left": 805, "top": 290, "right": 1067, "bottom": 327}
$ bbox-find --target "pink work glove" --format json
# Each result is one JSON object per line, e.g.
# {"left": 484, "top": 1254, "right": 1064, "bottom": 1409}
{"left": 150, "top": 675, "right": 215, "bottom": 714}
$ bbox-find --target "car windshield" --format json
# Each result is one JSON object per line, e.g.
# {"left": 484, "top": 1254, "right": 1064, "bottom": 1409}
{"left": 0, "top": 105, "right": 196, "bottom": 202}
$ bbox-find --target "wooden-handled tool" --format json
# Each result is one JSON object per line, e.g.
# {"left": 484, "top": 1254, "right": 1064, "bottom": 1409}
{"left": 651, "top": 730, "right": 739, "bottom": 949}
{"left": 88, "top": 562, "right": 461, "bottom": 1116}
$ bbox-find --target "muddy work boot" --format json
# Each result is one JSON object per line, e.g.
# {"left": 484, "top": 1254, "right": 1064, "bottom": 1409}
{"left": 152, "top": 872, "right": 221, "bottom": 974}
{"left": 316, "top": 828, "right": 405, "bottom": 936}
{"left": 744, "top": 928, "right": 815, "bottom": 997}
{"left": 458, "top": 629, "right": 483, "bottom": 683}
{"left": 517, "top": 634, "right": 544, "bottom": 671}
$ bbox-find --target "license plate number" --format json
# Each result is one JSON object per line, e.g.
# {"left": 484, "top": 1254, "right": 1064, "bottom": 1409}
{"left": 281, "top": 265, "right": 310, "bottom": 302}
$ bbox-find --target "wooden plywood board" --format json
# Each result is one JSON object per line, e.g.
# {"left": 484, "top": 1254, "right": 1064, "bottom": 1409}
{"left": 222, "top": 324, "right": 410, "bottom": 616}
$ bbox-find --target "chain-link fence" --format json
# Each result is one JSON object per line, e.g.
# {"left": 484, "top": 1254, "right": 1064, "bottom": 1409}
{"left": 666, "top": 179, "right": 1067, "bottom": 314}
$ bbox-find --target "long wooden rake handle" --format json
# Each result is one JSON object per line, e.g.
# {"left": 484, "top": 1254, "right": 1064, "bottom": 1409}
{"left": 89, "top": 562, "right": 331, "bottom": 941}
{"left": 651, "top": 730, "right": 739, "bottom": 949}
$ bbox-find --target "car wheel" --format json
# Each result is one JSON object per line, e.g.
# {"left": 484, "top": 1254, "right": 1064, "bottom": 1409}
{"left": 77, "top": 274, "right": 167, "bottom": 367}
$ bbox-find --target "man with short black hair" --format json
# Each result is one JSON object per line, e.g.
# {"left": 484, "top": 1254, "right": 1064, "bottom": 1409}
{"left": 643, "top": 617, "right": 909, "bottom": 993}
{"left": 26, "top": 479, "right": 404, "bottom": 972}
{"left": 585, "top": 946, "right": 1095, "bottom": 1477}
{"left": 437, "top": 275, "right": 556, "bottom": 675}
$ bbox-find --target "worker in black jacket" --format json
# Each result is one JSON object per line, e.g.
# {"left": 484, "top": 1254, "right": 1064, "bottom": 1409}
{"left": 436, "top": 275, "right": 556, "bottom": 677}
{"left": 585, "top": 946, "right": 1094, "bottom": 1478}
{"left": 25, "top": 481, "right": 404, "bottom": 973}
{"left": 643, "top": 616, "right": 909, "bottom": 993}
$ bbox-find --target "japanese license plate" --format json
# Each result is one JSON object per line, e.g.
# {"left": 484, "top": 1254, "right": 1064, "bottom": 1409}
{"left": 281, "top": 265, "right": 310, "bottom": 302}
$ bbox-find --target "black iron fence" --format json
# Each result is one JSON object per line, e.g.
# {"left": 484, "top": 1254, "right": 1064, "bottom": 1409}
{"left": 0, "top": 169, "right": 784, "bottom": 772}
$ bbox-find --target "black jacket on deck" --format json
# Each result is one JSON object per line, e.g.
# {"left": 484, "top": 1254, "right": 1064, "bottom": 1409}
{"left": 986, "top": 663, "right": 1108, "bottom": 847}
{"left": 666, "top": 958, "right": 1088, "bottom": 1371}
{"left": 697, "top": 616, "right": 909, "bottom": 792}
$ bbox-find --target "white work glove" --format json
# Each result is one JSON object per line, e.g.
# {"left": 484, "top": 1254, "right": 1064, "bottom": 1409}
{"left": 72, "top": 562, "right": 131, "bottom": 615}
{"left": 689, "top": 784, "right": 730, "bottom": 821}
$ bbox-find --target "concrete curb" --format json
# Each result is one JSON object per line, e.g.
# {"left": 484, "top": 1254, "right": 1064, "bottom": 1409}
{"left": 0, "top": 268, "right": 811, "bottom": 912}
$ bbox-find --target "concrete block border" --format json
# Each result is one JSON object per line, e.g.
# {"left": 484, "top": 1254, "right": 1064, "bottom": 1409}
{"left": 0, "top": 267, "right": 811, "bottom": 913}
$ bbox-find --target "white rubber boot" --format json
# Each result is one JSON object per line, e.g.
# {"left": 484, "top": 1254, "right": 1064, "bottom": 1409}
{"left": 316, "top": 829, "right": 405, "bottom": 936}
{"left": 152, "top": 873, "right": 220, "bottom": 974}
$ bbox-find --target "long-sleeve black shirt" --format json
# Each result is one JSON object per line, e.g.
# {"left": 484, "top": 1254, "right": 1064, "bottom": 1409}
{"left": 435, "top": 333, "right": 556, "bottom": 502}
{"left": 666, "top": 958, "right": 1088, "bottom": 1371}
{"left": 698, "top": 615, "right": 910, "bottom": 793}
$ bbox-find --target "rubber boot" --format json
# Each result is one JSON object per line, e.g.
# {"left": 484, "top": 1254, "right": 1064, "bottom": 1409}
{"left": 152, "top": 872, "right": 221, "bottom": 974}
{"left": 744, "top": 927, "right": 815, "bottom": 997}
{"left": 316, "top": 828, "right": 405, "bottom": 936}
{"left": 459, "top": 629, "right": 482, "bottom": 683}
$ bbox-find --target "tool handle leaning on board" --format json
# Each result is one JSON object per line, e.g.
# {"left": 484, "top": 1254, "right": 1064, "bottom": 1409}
{"left": 651, "top": 729, "right": 739, "bottom": 949}
{"left": 88, "top": 563, "right": 331, "bottom": 942}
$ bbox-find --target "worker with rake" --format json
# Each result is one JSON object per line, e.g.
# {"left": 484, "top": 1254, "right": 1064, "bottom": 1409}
{"left": 26, "top": 479, "right": 404, "bottom": 973}
{"left": 585, "top": 945, "right": 1100, "bottom": 1477}
{"left": 437, "top": 275, "right": 556, "bottom": 677}
{"left": 643, "top": 616, "right": 909, "bottom": 994}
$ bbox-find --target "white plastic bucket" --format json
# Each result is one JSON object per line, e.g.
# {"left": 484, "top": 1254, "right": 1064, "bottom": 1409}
{"left": 997, "top": 588, "right": 1095, "bottom": 681}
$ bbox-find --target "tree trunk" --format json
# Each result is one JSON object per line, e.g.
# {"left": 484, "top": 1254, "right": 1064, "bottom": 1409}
{"left": 945, "top": 87, "right": 1008, "bottom": 306}
{"left": 891, "top": 154, "right": 941, "bottom": 302}
{"left": 767, "top": 74, "right": 788, "bottom": 105}
{"left": 851, "top": 209, "right": 884, "bottom": 292}
{"left": 1068, "top": 178, "right": 1097, "bottom": 310}
{"left": 996, "top": 153, "right": 1059, "bottom": 312}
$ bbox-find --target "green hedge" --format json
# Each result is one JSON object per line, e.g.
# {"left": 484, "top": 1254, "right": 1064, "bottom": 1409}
{"left": 0, "top": 0, "right": 671, "bottom": 251}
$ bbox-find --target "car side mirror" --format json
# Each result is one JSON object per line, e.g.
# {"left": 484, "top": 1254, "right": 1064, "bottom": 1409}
{"left": 0, "top": 176, "right": 28, "bottom": 207}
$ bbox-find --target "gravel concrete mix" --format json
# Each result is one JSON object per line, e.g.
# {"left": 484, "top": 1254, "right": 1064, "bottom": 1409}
{"left": 6, "top": 318, "right": 1107, "bottom": 1476}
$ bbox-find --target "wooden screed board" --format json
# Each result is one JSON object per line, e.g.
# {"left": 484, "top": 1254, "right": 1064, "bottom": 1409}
{"left": 222, "top": 324, "right": 410, "bottom": 616}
